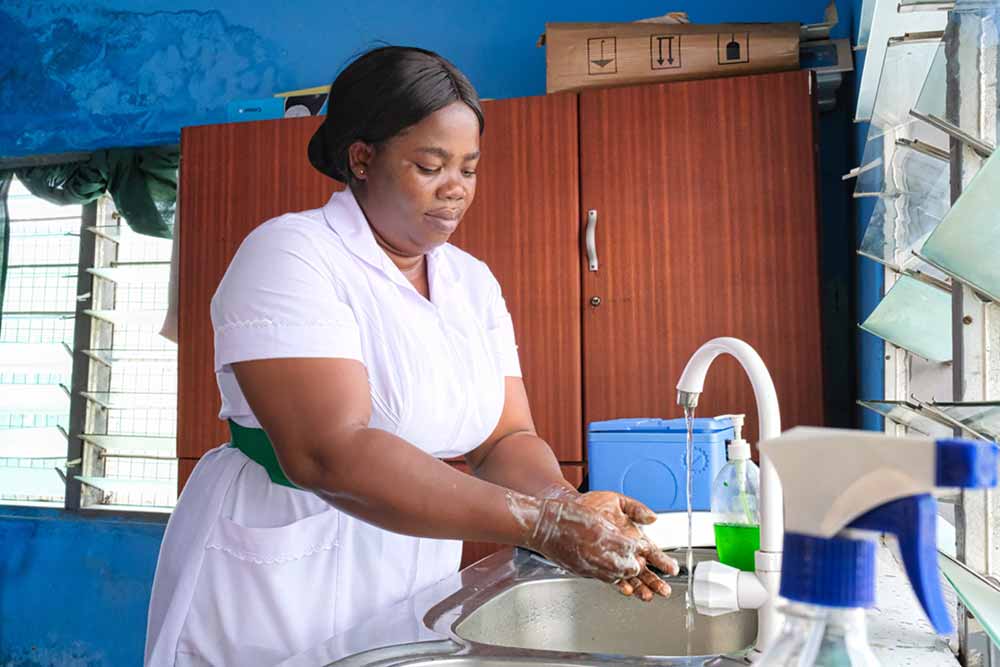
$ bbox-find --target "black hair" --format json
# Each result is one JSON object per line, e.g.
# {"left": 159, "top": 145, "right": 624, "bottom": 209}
{"left": 308, "top": 46, "right": 484, "bottom": 183}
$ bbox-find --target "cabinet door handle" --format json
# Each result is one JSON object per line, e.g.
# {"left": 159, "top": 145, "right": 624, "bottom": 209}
{"left": 586, "top": 209, "right": 599, "bottom": 272}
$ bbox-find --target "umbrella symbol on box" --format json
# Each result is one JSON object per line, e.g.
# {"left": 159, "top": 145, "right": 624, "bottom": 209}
{"left": 588, "top": 37, "right": 617, "bottom": 74}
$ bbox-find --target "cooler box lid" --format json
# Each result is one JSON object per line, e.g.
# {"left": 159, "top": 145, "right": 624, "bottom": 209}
{"left": 587, "top": 417, "right": 734, "bottom": 434}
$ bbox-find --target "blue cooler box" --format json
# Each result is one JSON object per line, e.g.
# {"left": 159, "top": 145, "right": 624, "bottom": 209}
{"left": 587, "top": 417, "right": 734, "bottom": 512}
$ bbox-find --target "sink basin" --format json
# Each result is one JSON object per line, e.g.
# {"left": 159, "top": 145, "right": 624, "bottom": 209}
{"left": 400, "top": 661, "right": 589, "bottom": 667}
{"left": 309, "top": 548, "right": 754, "bottom": 667}
{"left": 454, "top": 576, "right": 755, "bottom": 659}
{"left": 328, "top": 641, "right": 592, "bottom": 667}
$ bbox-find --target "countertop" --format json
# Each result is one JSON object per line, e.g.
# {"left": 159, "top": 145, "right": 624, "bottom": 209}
{"left": 868, "top": 542, "right": 958, "bottom": 665}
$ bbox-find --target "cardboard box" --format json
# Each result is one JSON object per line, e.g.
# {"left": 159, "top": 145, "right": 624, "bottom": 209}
{"left": 542, "top": 21, "right": 800, "bottom": 94}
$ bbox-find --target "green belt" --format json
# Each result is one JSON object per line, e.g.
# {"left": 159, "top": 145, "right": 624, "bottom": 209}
{"left": 228, "top": 419, "right": 298, "bottom": 489}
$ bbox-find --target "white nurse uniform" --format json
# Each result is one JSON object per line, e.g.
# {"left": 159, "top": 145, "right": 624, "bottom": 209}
{"left": 145, "top": 187, "right": 521, "bottom": 666}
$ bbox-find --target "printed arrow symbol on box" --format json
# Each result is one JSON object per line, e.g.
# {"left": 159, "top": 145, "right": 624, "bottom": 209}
{"left": 656, "top": 36, "right": 675, "bottom": 66}
{"left": 591, "top": 39, "right": 613, "bottom": 68}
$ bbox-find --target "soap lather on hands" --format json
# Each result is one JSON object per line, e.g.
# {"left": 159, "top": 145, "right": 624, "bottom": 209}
{"left": 576, "top": 490, "right": 679, "bottom": 600}
{"left": 508, "top": 487, "right": 678, "bottom": 602}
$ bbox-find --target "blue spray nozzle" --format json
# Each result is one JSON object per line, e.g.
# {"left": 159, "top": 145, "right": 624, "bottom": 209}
{"left": 777, "top": 437, "right": 998, "bottom": 635}
{"left": 848, "top": 439, "right": 998, "bottom": 634}
{"left": 849, "top": 494, "right": 950, "bottom": 633}
{"left": 936, "top": 438, "right": 999, "bottom": 488}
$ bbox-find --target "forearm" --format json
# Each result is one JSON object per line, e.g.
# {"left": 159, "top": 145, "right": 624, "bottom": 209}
{"left": 287, "top": 427, "right": 527, "bottom": 545}
{"left": 280, "top": 425, "right": 659, "bottom": 589}
{"left": 470, "top": 432, "right": 578, "bottom": 499}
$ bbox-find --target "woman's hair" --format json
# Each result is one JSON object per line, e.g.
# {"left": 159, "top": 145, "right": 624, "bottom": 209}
{"left": 308, "top": 46, "right": 484, "bottom": 183}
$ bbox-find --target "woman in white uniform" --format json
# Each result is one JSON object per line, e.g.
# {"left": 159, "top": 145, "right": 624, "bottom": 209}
{"left": 146, "top": 46, "right": 677, "bottom": 666}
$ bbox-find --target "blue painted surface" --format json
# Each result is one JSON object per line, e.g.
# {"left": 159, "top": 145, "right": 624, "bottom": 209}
{"left": 850, "top": 0, "right": 886, "bottom": 430}
{"left": 0, "top": 0, "right": 838, "bottom": 158}
{"left": 0, "top": 505, "right": 166, "bottom": 667}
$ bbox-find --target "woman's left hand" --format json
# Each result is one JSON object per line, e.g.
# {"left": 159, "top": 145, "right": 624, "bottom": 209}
{"left": 541, "top": 485, "right": 678, "bottom": 601}
{"left": 576, "top": 491, "right": 678, "bottom": 600}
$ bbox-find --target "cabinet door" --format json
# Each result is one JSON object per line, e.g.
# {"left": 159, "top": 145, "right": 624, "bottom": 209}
{"left": 177, "top": 116, "right": 339, "bottom": 461}
{"left": 579, "top": 71, "right": 824, "bottom": 445}
{"left": 448, "top": 93, "right": 583, "bottom": 462}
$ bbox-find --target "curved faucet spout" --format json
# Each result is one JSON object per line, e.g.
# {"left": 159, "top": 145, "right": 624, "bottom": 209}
{"left": 676, "top": 337, "right": 783, "bottom": 658}
{"left": 676, "top": 338, "right": 781, "bottom": 441}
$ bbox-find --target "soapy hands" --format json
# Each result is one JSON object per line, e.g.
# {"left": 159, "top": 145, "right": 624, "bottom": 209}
{"left": 507, "top": 492, "right": 645, "bottom": 583}
{"left": 575, "top": 490, "right": 678, "bottom": 601}
{"left": 509, "top": 485, "right": 678, "bottom": 602}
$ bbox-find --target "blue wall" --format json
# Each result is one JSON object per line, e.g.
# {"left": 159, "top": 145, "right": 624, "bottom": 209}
{"left": 0, "top": 506, "right": 165, "bottom": 666}
{"left": 850, "top": 0, "right": 886, "bottom": 430}
{"left": 0, "top": 1, "right": 860, "bottom": 665}
{"left": 0, "top": 0, "right": 841, "bottom": 158}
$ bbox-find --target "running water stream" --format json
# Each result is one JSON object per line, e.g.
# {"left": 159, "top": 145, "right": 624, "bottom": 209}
{"left": 684, "top": 406, "right": 696, "bottom": 641}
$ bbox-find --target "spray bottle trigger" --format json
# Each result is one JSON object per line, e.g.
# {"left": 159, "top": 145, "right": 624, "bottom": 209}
{"left": 848, "top": 494, "right": 951, "bottom": 634}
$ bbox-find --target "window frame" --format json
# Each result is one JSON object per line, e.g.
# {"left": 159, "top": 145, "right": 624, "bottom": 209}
{"left": 2, "top": 182, "right": 177, "bottom": 518}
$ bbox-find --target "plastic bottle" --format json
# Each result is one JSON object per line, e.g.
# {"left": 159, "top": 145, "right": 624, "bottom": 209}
{"left": 760, "top": 602, "right": 878, "bottom": 665}
{"left": 757, "top": 427, "right": 999, "bottom": 665}
{"left": 710, "top": 414, "right": 760, "bottom": 572}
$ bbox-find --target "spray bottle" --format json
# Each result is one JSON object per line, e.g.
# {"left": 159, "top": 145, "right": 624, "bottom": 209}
{"left": 711, "top": 414, "right": 760, "bottom": 572}
{"left": 757, "top": 427, "right": 998, "bottom": 665}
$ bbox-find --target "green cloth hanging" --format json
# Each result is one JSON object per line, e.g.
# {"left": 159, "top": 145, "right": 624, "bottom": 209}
{"left": 0, "top": 146, "right": 177, "bottom": 333}
{"left": 14, "top": 146, "right": 179, "bottom": 239}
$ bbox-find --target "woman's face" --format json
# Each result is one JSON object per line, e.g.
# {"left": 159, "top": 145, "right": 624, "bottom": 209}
{"left": 351, "top": 101, "right": 481, "bottom": 257}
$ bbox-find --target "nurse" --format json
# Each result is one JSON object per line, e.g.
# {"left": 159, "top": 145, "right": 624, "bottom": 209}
{"left": 146, "top": 46, "right": 677, "bottom": 666}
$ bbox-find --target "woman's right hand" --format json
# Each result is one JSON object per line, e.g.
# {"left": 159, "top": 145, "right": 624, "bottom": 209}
{"left": 507, "top": 492, "right": 662, "bottom": 587}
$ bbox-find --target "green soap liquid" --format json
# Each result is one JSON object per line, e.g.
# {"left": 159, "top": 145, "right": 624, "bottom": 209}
{"left": 714, "top": 522, "right": 760, "bottom": 572}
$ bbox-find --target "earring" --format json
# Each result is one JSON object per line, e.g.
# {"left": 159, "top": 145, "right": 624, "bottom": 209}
{"left": 358, "top": 168, "right": 366, "bottom": 177}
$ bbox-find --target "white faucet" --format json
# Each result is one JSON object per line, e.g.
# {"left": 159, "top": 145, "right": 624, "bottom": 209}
{"left": 676, "top": 337, "right": 782, "bottom": 660}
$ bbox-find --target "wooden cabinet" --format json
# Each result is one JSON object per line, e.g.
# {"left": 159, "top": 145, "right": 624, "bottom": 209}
{"left": 176, "top": 70, "right": 824, "bottom": 563}
{"left": 447, "top": 92, "right": 582, "bottom": 461}
{"left": 579, "top": 70, "right": 823, "bottom": 445}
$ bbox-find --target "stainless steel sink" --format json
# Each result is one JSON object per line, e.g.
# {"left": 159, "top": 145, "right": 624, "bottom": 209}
{"left": 453, "top": 577, "right": 755, "bottom": 659}
{"left": 296, "top": 548, "right": 756, "bottom": 667}
{"left": 324, "top": 641, "right": 593, "bottom": 667}
{"left": 399, "top": 660, "right": 591, "bottom": 666}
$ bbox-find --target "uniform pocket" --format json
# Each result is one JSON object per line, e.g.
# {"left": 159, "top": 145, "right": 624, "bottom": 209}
{"left": 206, "top": 506, "right": 339, "bottom": 564}
{"left": 177, "top": 505, "right": 342, "bottom": 665}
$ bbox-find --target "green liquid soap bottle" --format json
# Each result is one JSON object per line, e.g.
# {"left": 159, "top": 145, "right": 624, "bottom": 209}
{"left": 711, "top": 414, "right": 760, "bottom": 572}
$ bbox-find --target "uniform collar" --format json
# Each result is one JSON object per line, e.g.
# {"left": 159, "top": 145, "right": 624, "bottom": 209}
{"left": 321, "top": 188, "right": 457, "bottom": 293}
